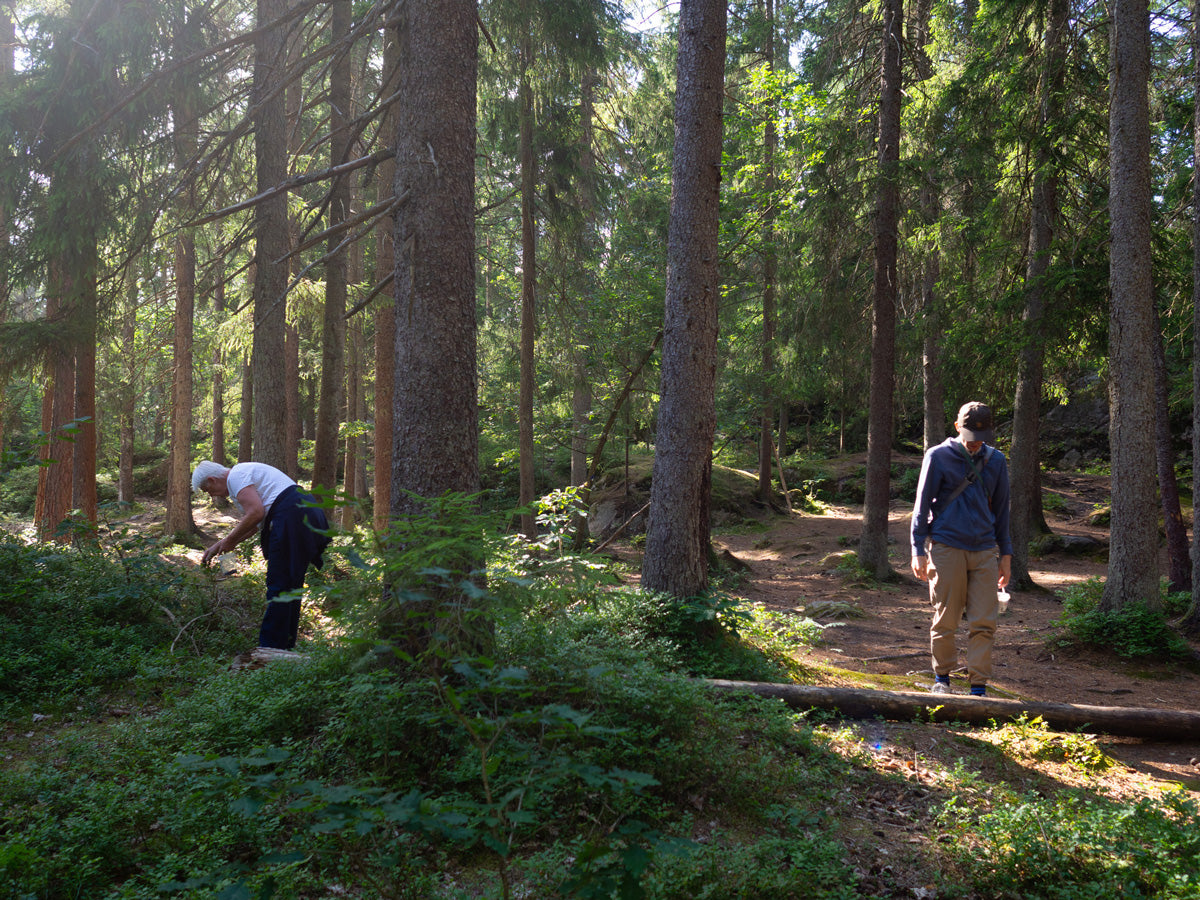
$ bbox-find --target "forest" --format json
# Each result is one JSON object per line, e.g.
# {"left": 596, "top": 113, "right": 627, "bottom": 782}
{"left": 2, "top": 0, "right": 1200, "bottom": 897}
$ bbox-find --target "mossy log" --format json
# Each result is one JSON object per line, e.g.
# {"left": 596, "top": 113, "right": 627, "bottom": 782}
{"left": 705, "top": 680, "right": 1200, "bottom": 740}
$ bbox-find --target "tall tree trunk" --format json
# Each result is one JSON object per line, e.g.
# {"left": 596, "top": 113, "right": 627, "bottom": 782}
{"left": 212, "top": 259, "right": 228, "bottom": 466}
{"left": 166, "top": 25, "right": 199, "bottom": 536}
{"left": 1103, "top": 0, "right": 1159, "bottom": 613}
{"left": 313, "top": 0, "right": 352, "bottom": 494}
{"left": 119, "top": 267, "right": 137, "bottom": 505}
{"left": 238, "top": 352, "right": 253, "bottom": 463}
{"left": 757, "top": 0, "right": 778, "bottom": 504}
{"left": 0, "top": 8, "right": 10, "bottom": 467}
{"left": 641, "top": 0, "right": 727, "bottom": 600}
{"left": 72, "top": 257, "right": 97, "bottom": 532}
{"left": 570, "top": 66, "right": 600, "bottom": 541}
{"left": 1188, "top": 0, "right": 1200, "bottom": 634}
{"left": 250, "top": 0, "right": 290, "bottom": 469}
{"left": 518, "top": 32, "right": 538, "bottom": 539}
{"left": 1010, "top": 0, "right": 1066, "bottom": 591}
{"left": 1152, "top": 308, "right": 1189, "bottom": 593}
{"left": 390, "top": 0, "right": 480, "bottom": 508}
{"left": 373, "top": 16, "right": 400, "bottom": 533}
{"left": 859, "top": 0, "right": 903, "bottom": 580}
{"left": 36, "top": 266, "right": 78, "bottom": 540}
{"left": 913, "top": 0, "right": 944, "bottom": 452}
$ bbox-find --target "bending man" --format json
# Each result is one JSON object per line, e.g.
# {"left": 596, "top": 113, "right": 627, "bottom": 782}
{"left": 193, "top": 460, "right": 331, "bottom": 650}
{"left": 910, "top": 402, "right": 1012, "bottom": 697}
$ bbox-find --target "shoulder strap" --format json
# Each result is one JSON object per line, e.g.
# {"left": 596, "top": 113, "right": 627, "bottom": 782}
{"left": 942, "top": 444, "right": 995, "bottom": 510}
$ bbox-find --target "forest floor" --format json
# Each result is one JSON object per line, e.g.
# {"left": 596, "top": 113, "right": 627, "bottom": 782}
{"left": 616, "top": 455, "right": 1200, "bottom": 778}
{"left": 602, "top": 454, "right": 1200, "bottom": 893}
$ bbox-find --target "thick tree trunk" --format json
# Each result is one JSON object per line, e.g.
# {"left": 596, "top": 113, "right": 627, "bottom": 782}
{"left": 1103, "top": 0, "right": 1160, "bottom": 613}
{"left": 250, "top": 0, "right": 290, "bottom": 469}
{"left": 1153, "top": 310, "right": 1190, "bottom": 593}
{"left": 373, "top": 17, "right": 399, "bottom": 534}
{"left": 913, "top": 0, "right": 944, "bottom": 453}
{"left": 1010, "top": 0, "right": 1066, "bottom": 591}
{"left": 390, "top": 0, "right": 480, "bottom": 508}
{"left": 166, "top": 59, "right": 198, "bottom": 537}
{"left": 72, "top": 251, "right": 97, "bottom": 532}
{"left": 238, "top": 352, "right": 253, "bottom": 463}
{"left": 859, "top": 0, "right": 903, "bottom": 580}
{"left": 641, "top": 0, "right": 727, "bottom": 600}
{"left": 313, "top": 0, "right": 352, "bottom": 494}
{"left": 211, "top": 259, "right": 228, "bottom": 467}
{"left": 36, "top": 269, "right": 77, "bottom": 541}
{"left": 389, "top": 0, "right": 481, "bottom": 659}
{"left": 119, "top": 269, "right": 137, "bottom": 505}
{"left": 757, "top": 0, "right": 778, "bottom": 503}
{"left": 706, "top": 680, "right": 1200, "bottom": 741}
{"left": 1188, "top": 0, "right": 1200, "bottom": 635}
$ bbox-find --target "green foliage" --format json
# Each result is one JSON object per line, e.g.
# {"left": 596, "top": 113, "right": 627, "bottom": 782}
{"left": 992, "top": 714, "right": 1114, "bottom": 775}
{"left": 945, "top": 789, "right": 1200, "bottom": 898}
{"left": 0, "top": 533, "right": 230, "bottom": 715}
{"left": 0, "top": 465, "right": 39, "bottom": 515}
{"left": 1054, "top": 578, "right": 1192, "bottom": 660}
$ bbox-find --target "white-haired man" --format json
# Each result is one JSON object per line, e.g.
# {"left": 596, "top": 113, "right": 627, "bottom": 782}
{"left": 192, "top": 460, "right": 331, "bottom": 650}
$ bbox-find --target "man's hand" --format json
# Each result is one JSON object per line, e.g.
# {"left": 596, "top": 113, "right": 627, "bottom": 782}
{"left": 998, "top": 554, "right": 1012, "bottom": 590}
{"left": 202, "top": 537, "right": 227, "bottom": 567}
{"left": 911, "top": 555, "right": 930, "bottom": 582}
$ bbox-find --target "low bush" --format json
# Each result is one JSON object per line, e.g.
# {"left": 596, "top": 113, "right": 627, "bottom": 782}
{"left": 1054, "top": 577, "right": 1192, "bottom": 660}
{"left": 944, "top": 789, "right": 1200, "bottom": 898}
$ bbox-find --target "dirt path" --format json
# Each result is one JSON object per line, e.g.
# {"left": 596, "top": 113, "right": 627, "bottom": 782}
{"left": 704, "top": 479, "right": 1200, "bottom": 790}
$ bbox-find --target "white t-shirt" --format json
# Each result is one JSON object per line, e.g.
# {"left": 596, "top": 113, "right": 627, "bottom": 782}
{"left": 225, "top": 462, "right": 296, "bottom": 519}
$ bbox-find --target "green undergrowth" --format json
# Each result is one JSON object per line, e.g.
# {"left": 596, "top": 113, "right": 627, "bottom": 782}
{"left": 1053, "top": 577, "right": 1194, "bottom": 661}
{"left": 2, "top": 498, "right": 1198, "bottom": 898}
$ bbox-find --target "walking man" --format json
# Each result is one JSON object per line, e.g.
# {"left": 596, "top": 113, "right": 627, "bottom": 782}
{"left": 910, "top": 402, "right": 1012, "bottom": 696}
{"left": 193, "top": 460, "right": 332, "bottom": 650}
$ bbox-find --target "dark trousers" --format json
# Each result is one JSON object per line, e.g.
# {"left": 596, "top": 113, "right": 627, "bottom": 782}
{"left": 257, "top": 487, "right": 331, "bottom": 649}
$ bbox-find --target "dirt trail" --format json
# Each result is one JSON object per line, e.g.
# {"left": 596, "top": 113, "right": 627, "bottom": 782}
{"left": 703, "top": 473, "right": 1200, "bottom": 790}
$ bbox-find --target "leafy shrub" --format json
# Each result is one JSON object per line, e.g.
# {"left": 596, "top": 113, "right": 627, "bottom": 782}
{"left": 0, "top": 464, "right": 39, "bottom": 515}
{"left": 992, "top": 714, "right": 1114, "bottom": 775}
{"left": 1054, "top": 578, "right": 1191, "bottom": 660}
{"left": 0, "top": 533, "right": 246, "bottom": 714}
{"left": 946, "top": 790, "right": 1200, "bottom": 898}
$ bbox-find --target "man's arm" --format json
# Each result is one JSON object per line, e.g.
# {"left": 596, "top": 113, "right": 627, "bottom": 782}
{"left": 202, "top": 485, "right": 266, "bottom": 565}
{"left": 910, "top": 450, "right": 937, "bottom": 580}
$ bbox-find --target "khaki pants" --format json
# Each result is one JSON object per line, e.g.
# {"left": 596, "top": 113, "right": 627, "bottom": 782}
{"left": 927, "top": 542, "right": 999, "bottom": 687}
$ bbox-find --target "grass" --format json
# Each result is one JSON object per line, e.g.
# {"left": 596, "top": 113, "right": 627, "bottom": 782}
{"left": 1, "top": 519, "right": 1198, "bottom": 899}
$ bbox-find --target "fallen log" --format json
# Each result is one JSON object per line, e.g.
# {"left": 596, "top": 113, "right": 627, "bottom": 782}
{"left": 705, "top": 679, "right": 1200, "bottom": 741}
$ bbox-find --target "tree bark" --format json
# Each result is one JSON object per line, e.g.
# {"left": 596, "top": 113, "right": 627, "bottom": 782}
{"left": 166, "top": 21, "right": 199, "bottom": 537}
{"left": 757, "top": 0, "right": 778, "bottom": 505}
{"left": 312, "top": 0, "right": 352, "bottom": 494}
{"left": 518, "top": 31, "right": 538, "bottom": 540}
{"left": 706, "top": 680, "right": 1200, "bottom": 741}
{"left": 859, "top": 0, "right": 903, "bottom": 580}
{"left": 212, "top": 258, "right": 228, "bottom": 466}
{"left": 1103, "top": 0, "right": 1159, "bottom": 613}
{"left": 640, "top": 0, "right": 727, "bottom": 600}
{"left": 373, "top": 15, "right": 399, "bottom": 534}
{"left": 119, "top": 268, "right": 137, "bottom": 505}
{"left": 390, "top": 0, "right": 480, "bottom": 508}
{"left": 250, "top": 0, "right": 290, "bottom": 469}
{"left": 1188, "top": 0, "right": 1200, "bottom": 634}
{"left": 1153, "top": 308, "right": 1189, "bottom": 593}
{"left": 1010, "top": 0, "right": 1066, "bottom": 591}
{"left": 913, "top": 0, "right": 944, "bottom": 453}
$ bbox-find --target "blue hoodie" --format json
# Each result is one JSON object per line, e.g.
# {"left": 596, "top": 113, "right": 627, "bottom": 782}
{"left": 911, "top": 437, "right": 1013, "bottom": 558}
